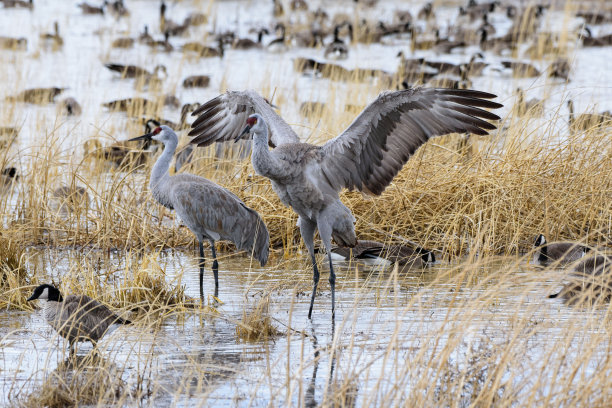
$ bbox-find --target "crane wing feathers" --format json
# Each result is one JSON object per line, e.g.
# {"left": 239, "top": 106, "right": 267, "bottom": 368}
{"left": 170, "top": 178, "right": 269, "bottom": 266}
{"left": 189, "top": 90, "right": 300, "bottom": 148}
{"left": 319, "top": 87, "right": 502, "bottom": 195}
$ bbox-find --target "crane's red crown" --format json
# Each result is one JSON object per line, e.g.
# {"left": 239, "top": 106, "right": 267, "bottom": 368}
{"left": 247, "top": 116, "right": 257, "bottom": 126}
{"left": 153, "top": 126, "right": 162, "bottom": 134}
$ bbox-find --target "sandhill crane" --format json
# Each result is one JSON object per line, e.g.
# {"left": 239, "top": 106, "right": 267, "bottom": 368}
{"left": 128, "top": 125, "right": 269, "bottom": 302}
{"left": 188, "top": 87, "right": 502, "bottom": 319}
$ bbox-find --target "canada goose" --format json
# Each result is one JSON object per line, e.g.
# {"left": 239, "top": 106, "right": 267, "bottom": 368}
{"left": 533, "top": 234, "right": 588, "bottom": 266}
{"left": 267, "top": 23, "right": 287, "bottom": 52}
{"left": 501, "top": 60, "right": 541, "bottom": 78}
{"left": 547, "top": 58, "right": 570, "bottom": 81}
{"left": 0, "top": 127, "right": 18, "bottom": 138}
{"left": 394, "top": 9, "right": 413, "bottom": 24}
{"left": 324, "top": 24, "right": 350, "bottom": 60}
{"left": 40, "top": 21, "right": 64, "bottom": 48}
{"left": 84, "top": 121, "right": 158, "bottom": 167}
{"left": 111, "top": 37, "right": 134, "bottom": 48}
{"left": 427, "top": 66, "right": 472, "bottom": 90}
{"left": 182, "top": 37, "right": 224, "bottom": 57}
{"left": 50, "top": 185, "right": 90, "bottom": 214}
{"left": 417, "top": 2, "right": 435, "bottom": 20}
{"left": 27, "top": 284, "right": 131, "bottom": 354}
{"left": 6, "top": 87, "right": 64, "bottom": 104}
{"left": 477, "top": 13, "right": 496, "bottom": 37}
{"left": 102, "top": 97, "right": 155, "bottom": 115}
{"left": 145, "top": 103, "right": 201, "bottom": 131}
{"left": 184, "top": 12, "right": 207, "bottom": 26}
{"left": 104, "top": 63, "right": 167, "bottom": 80}
{"left": 0, "top": 167, "right": 18, "bottom": 189}
{"left": 182, "top": 75, "right": 210, "bottom": 89}
{"left": 148, "top": 31, "right": 173, "bottom": 53}
{"left": 107, "top": 0, "right": 128, "bottom": 18}
{"left": 290, "top": 26, "right": 324, "bottom": 48}
{"left": 549, "top": 255, "right": 612, "bottom": 304}
{"left": 478, "top": 29, "right": 514, "bottom": 54}
{"left": 290, "top": 0, "right": 308, "bottom": 11}
{"left": 77, "top": 1, "right": 106, "bottom": 15}
{"left": 0, "top": 36, "right": 27, "bottom": 50}
{"left": 568, "top": 100, "right": 611, "bottom": 133}
{"left": 57, "top": 97, "right": 82, "bottom": 116}
{"left": 330, "top": 240, "right": 436, "bottom": 269}
{"left": 234, "top": 28, "right": 268, "bottom": 50}
{"left": 515, "top": 88, "right": 542, "bottom": 117}
{"left": 580, "top": 27, "right": 612, "bottom": 47}
{"left": 576, "top": 11, "right": 612, "bottom": 25}
{"left": 272, "top": 0, "right": 283, "bottom": 17}
{"left": 138, "top": 25, "right": 153, "bottom": 44}
{"left": 1, "top": 0, "right": 32, "bottom": 9}
{"left": 159, "top": 1, "right": 188, "bottom": 36}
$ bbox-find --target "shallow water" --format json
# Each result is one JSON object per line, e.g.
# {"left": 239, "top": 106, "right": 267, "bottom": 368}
{"left": 1, "top": 248, "right": 609, "bottom": 406}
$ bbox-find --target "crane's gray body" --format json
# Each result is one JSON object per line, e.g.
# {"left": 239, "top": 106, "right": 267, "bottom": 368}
{"left": 142, "top": 126, "right": 269, "bottom": 300}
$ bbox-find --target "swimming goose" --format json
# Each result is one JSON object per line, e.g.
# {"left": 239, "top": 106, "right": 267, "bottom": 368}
{"left": 568, "top": 100, "right": 611, "bottom": 132}
{"left": 581, "top": 27, "right": 612, "bottom": 47}
{"left": 27, "top": 284, "right": 131, "bottom": 354}
{"left": 111, "top": 36, "right": 134, "bottom": 48}
{"left": 183, "top": 75, "right": 210, "bottom": 88}
{"left": 0, "top": 36, "right": 27, "bottom": 50}
{"left": 0, "top": 167, "right": 18, "bottom": 189}
{"left": 104, "top": 63, "right": 167, "bottom": 80}
{"left": 57, "top": 97, "right": 82, "bottom": 116}
{"left": 331, "top": 240, "right": 435, "bottom": 269}
{"left": 6, "top": 87, "right": 65, "bottom": 104}
{"left": 233, "top": 28, "right": 269, "bottom": 50}
{"left": 182, "top": 37, "right": 224, "bottom": 57}
{"left": 515, "top": 88, "right": 542, "bottom": 117}
{"left": 267, "top": 23, "right": 287, "bottom": 52}
{"left": 533, "top": 234, "right": 588, "bottom": 266}
{"left": 501, "top": 61, "right": 541, "bottom": 78}
{"left": 1, "top": 0, "right": 32, "bottom": 9}
{"left": 77, "top": 1, "right": 106, "bottom": 15}
{"left": 549, "top": 255, "right": 612, "bottom": 303}
{"left": 40, "top": 21, "right": 64, "bottom": 48}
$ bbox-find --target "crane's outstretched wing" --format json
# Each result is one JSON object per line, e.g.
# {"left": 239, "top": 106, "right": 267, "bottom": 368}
{"left": 188, "top": 90, "right": 300, "bottom": 148}
{"left": 317, "top": 87, "right": 502, "bottom": 195}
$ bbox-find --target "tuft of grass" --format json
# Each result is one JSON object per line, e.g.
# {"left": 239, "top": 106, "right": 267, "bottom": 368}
{"left": 19, "top": 355, "right": 127, "bottom": 408}
{"left": 236, "top": 295, "right": 282, "bottom": 342}
{"left": 0, "top": 235, "right": 32, "bottom": 309}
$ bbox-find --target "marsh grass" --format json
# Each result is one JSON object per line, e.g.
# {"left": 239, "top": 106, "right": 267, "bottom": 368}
{"left": 236, "top": 295, "right": 283, "bottom": 342}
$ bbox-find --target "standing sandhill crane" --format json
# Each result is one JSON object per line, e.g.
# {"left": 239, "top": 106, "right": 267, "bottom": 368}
{"left": 127, "top": 125, "right": 269, "bottom": 302}
{"left": 187, "top": 87, "right": 502, "bottom": 319}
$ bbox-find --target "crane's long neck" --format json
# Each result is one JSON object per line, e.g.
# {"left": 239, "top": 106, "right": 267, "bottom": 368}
{"left": 150, "top": 137, "right": 177, "bottom": 194}
{"left": 251, "top": 122, "right": 280, "bottom": 179}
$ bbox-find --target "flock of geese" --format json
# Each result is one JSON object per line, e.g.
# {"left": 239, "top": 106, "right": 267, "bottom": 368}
{"left": 1, "top": 0, "right": 610, "bottom": 353}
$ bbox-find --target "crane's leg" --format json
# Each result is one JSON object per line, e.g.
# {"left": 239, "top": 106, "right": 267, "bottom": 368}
{"left": 317, "top": 220, "right": 336, "bottom": 321}
{"left": 209, "top": 239, "right": 219, "bottom": 299}
{"left": 299, "top": 218, "right": 319, "bottom": 320}
{"left": 198, "top": 241, "right": 205, "bottom": 303}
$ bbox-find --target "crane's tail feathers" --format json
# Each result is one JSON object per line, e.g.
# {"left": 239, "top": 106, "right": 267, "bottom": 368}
{"left": 237, "top": 212, "right": 270, "bottom": 266}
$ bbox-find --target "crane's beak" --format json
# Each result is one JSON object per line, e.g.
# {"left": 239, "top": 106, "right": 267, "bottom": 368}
{"left": 240, "top": 125, "right": 251, "bottom": 138}
{"left": 127, "top": 132, "right": 154, "bottom": 142}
